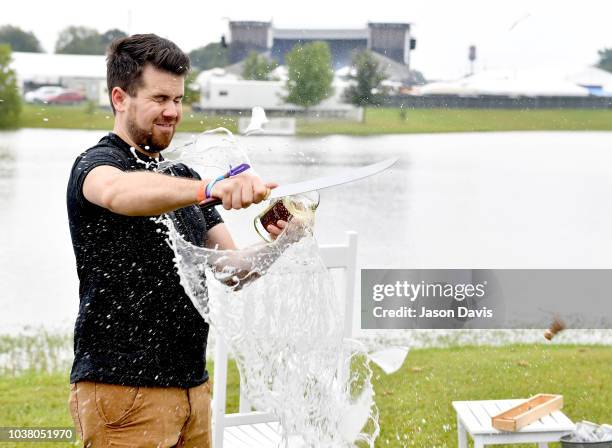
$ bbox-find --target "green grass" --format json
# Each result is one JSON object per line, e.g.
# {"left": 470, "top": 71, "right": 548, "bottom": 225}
{"left": 0, "top": 344, "right": 610, "bottom": 447}
{"left": 373, "top": 344, "right": 611, "bottom": 447}
{"left": 298, "top": 108, "right": 612, "bottom": 135}
{"left": 18, "top": 103, "right": 239, "bottom": 134}
{"left": 16, "top": 103, "right": 612, "bottom": 136}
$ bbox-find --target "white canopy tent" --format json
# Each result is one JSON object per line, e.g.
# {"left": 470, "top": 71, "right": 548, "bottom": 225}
{"left": 566, "top": 66, "right": 612, "bottom": 96}
{"left": 418, "top": 68, "right": 590, "bottom": 97}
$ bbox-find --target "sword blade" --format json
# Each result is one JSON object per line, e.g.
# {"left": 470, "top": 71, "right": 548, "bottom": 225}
{"left": 268, "top": 157, "right": 397, "bottom": 199}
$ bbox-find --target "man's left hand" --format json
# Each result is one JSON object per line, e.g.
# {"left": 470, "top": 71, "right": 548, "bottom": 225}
{"left": 267, "top": 220, "right": 287, "bottom": 240}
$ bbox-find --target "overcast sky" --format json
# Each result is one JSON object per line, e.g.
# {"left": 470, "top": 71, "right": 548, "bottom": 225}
{"left": 4, "top": 0, "right": 612, "bottom": 80}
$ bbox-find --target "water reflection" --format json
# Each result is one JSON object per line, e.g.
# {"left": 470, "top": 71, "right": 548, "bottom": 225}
{"left": 0, "top": 141, "right": 17, "bottom": 200}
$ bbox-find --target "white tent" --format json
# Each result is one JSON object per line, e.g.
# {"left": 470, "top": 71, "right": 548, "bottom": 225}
{"left": 419, "top": 69, "right": 590, "bottom": 97}
{"left": 566, "top": 66, "right": 612, "bottom": 96}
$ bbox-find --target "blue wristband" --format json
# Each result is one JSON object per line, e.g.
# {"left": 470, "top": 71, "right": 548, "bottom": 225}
{"left": 205, "top": 174, "right": 226, "bottom": 199}
{"left": 205, "top": 163, "right": 251, "bottom": 199}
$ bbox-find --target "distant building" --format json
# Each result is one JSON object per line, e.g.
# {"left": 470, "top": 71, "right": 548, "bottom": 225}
{"left": 227, "top": 21, "right": 416, "bottom": 69}
{"left": 10, "top": 52, "right": 107, "bottom": 102}
{"left": 197, "top": 22, "right": 419, "bottom": 116}
{"left": 195, "top": 66, "right": 362, "bottom": 120}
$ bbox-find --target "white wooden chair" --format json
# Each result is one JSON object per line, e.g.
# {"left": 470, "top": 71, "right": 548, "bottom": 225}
{"left": 211, "top": 231, "right": 358, "bottom": 448}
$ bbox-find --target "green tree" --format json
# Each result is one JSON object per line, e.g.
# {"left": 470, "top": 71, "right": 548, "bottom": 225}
{"left": 183, "top": 70, "right": 201, "bottom": 106}
{"left": 55, "top": 26, "right": 104, "bottom": 54}
{"left": 597, "top": 48, "right": 612, "bottom": 73}
{"left": 285, "top": 42, "right": 334, "bottom": 109}
{"left": 100, "top": 28, "right": 127, "bottom": 47}
{"left": 55, "top": 26, "right": 128, "bottom": 55}
{"left": 189, "top": 42, "right": 228, "bottom": 71}
{"left": 242, "top": 51, "right": 278, "bottom": 80}
{"left": 343, "top": 50, "right": 388, "bottom": 107}
{"left": 410, "top": 69, "right": 427, "bottom": 85}
{"left": 0, "top": 45, "right": 22, "bottom": 128}
{"left": 0, "top": 25, "right": 43, "bottom": 52}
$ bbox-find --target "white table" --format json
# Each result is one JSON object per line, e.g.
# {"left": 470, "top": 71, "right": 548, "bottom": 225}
{"left": 452, "top": 399, "right": 575, "bottom": 447}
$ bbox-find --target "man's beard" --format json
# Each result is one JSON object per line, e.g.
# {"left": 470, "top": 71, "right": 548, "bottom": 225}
{"left": 126, "top": 116, "right": 174, "bottom": 154}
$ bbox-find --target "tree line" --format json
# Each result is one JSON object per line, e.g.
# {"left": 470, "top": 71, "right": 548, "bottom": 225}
{"left": 0, "top": 25, "right": 125, "bottom": 54}
{"left": 0, "top": 40, "right": 386, "bottom": 129}
{"left": 4, "top": 21, "right": 612, "bottom": 129}
{"left": 0, "top": 23, "right": 394, "bottom": 128}
{"left": 0, "top": 24, "right": 226, "bottom": 71}
{"left": 239, "top": 43, "right": 397, "bottom": 112}
{"left": 4, "top": 23, "right": 612, "bottom": 75}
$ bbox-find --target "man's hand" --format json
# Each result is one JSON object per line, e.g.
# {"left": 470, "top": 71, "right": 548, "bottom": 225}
{"left": 209, "top": 174, "right": 278, "bottom": 210}
{"left": 266, "top": 220, "right": 287, "bottom": 240}
{"left": 267, "top": 217, "right": 310, "bottom": 243}
{"left": 206, "top": 217, "right": 309, "bottom": 291}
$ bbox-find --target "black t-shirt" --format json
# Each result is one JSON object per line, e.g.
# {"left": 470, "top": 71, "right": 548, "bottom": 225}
{"left": 66, "top": 133, "right": 222, "bottom": 388}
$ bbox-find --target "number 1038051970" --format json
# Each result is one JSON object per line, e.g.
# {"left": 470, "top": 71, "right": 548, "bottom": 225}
{"left": 0, "top": 427, "right": 75, "bottom": 441}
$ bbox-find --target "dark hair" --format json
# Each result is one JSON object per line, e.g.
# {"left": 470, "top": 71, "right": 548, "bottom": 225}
{"left": 106, "top": 34, "right": 190, "bottom": 113}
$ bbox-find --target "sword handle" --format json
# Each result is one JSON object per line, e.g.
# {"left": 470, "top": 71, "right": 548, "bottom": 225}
{"left": 199, "top": 184, "right": 272, "bottom": 210}
{"left": 199, "top": 163, "right": 251, "bottom": 209}
{"left": 199, "top": 192, "right": 271, "bottom": 209}
{"left": 199, "top": 198, "right": 222, "bottom": 209}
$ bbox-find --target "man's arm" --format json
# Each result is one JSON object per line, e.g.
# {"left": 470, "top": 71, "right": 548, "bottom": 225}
{"left": 205, "top": 223, "right": 238, "bottom": 250}
{"left": 204, "top": 219, "right": 302, "bottom": 290}
{"left": 83, "top": 165, "right": 273, "bottom": 216}
{"left": 83, "top": 166, "right": 201, "bottom": 216}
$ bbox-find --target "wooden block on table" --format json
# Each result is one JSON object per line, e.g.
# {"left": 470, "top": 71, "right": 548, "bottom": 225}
{"left": 491, "top": 394, "right": 563, "bottom": 432}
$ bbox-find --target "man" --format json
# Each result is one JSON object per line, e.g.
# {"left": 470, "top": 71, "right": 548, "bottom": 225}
{"left": 66, "top": 34, "right": 287, "bottom": 447}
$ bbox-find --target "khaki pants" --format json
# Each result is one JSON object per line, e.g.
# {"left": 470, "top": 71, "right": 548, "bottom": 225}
{"left": 68, "top": 380, "right": 211, "bottom": 448}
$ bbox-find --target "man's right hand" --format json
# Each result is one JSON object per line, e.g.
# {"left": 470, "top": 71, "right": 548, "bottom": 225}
{"left": 206, "top": 174, "right": 278, "bottom": 210}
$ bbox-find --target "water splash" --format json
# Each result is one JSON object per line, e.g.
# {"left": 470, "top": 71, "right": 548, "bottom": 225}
{"left": 164, "top": 106, "right": 268, "bottom": 173}
{"left": 243, "top": 106, "right": 269, "bottom": 135}
{"left": 161, "top": 126, "right": 254, "bottom": 179}
{"left": 166, "top": 216, "right": 379, "bottom": 446}
{"left": 153, "top": 110, "right": 380, "bottom": 444}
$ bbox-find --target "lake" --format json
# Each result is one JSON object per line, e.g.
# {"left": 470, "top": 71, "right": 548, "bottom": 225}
{"left": 1, "top": 129, "right": 611, "bottom": 336}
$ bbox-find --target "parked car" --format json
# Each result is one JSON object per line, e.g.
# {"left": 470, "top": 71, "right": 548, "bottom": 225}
{"left": 46, "top": 90, "right": 86, "bottom": 105}
{"left": 24, "top": 86, "right": 66, "bottom": 103}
